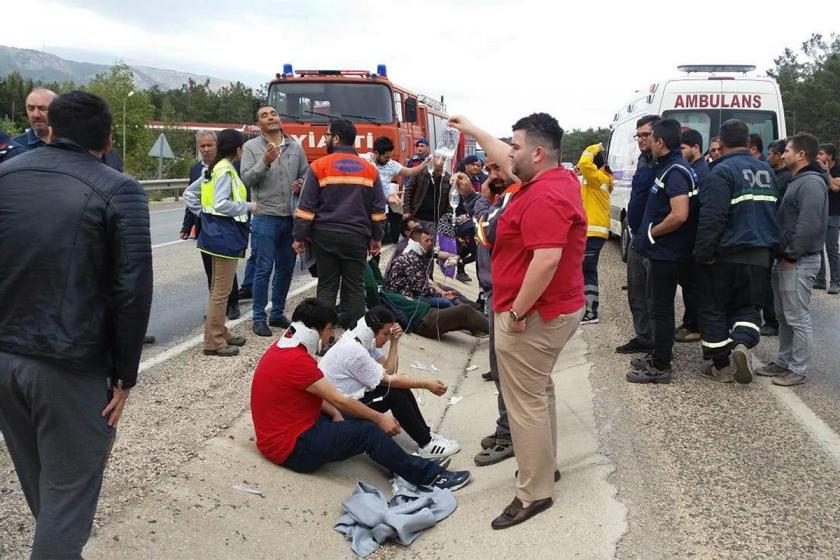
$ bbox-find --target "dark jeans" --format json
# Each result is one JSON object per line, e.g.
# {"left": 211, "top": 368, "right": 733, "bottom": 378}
{"left": 0, "top": 352, "right": 115, "bottom": 559}
{"left": 648, "top": 260, "right": 681, "bottom": 368}
{"left": 627, "top": 245, "right": 653, "bottom": 346}
{"left": 201, "top": 251, "right": 239, "bottom": 310}
{"left": 361, "top": 386, "right": 432, "bottom": 447}
{"left": 241, "top": 251, "right": 256, "bottom": 290}
{"left": 696, "top": 262, "right": 765, "bottom": 367}
{"left": 282, "top": 416, "right": 442, "bottom": 486}
{"left": 413, "top": 303, "right": 489, "bottom": 339}
{"left": 313, "top": 229, "right": 369, "bottom": 328}
{"left": 762, "top": 266, "right": 778, "bottom": 329}
{"left": 487, "top": 293, "right": 510, "bottom": 438}
{"left": 816, "top": 215, "right": 840, "bottom": 288}
{"left": 678, "top": 260, "right": 698, "bottom": 331}
{"left": 583, "top": 236, "right": 606, "bottom": 315}
{"left": 425, "top": 296, "right": 456, "bottom": 309}
{"left": 251, "top": 215, "right": 296, "bottom": 322}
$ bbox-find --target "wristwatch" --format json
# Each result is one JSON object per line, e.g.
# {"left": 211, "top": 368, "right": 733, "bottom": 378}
{"left": 509, "top": 309, "right": 527, "bottom": 323}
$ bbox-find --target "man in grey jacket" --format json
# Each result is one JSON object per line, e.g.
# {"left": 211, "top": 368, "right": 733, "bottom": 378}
{"left": 757, "top": 133, "right": 829, "bottom": 386}
{"left": 241, "top": 106, "right": 309, "bottom": 336}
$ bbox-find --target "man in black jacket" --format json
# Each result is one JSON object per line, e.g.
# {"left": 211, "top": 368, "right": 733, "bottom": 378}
{"left": 0, "top": 91, "right": 153, "bottom": 557}
{"left": 693, "top": 119, "right": 780, "bottom": 384}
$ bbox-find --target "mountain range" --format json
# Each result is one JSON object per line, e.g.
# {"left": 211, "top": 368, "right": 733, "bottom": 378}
{"left": 0, "top": 45, "right": 235, "bottom": 91}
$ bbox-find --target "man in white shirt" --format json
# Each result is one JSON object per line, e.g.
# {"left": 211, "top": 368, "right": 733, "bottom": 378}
{"left": 318, "top": 306, "right": 460, "bottom": 459}
{"left": 362, "top": 136, "right": 430, "bottom": 242}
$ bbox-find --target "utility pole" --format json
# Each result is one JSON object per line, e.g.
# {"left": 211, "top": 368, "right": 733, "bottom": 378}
{"left": 122, "top": 90, "right": 135, "bottom": 164}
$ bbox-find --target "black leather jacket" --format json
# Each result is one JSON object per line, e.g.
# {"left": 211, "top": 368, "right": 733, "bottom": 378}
{"left": 0, "top": 140, "right": 153, "bottom": 388}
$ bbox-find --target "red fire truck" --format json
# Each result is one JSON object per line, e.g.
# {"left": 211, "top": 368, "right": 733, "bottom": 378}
{"left": 265, "top": 64, "right": 467, "bottom": 163}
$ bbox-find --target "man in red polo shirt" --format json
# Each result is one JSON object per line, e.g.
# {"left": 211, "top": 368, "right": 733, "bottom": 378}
{"left": 251, "top": 298, "right": 471, "bottom": 491}
{"left": 449, "top": 113, "right": 586, "bottom": 530}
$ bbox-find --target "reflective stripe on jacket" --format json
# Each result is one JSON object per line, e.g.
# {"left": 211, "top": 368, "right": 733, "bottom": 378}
{"left": 578, "top": 144, "right": 613, "bottom": 239}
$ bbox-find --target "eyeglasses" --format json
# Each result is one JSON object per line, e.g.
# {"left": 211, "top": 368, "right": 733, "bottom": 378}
{"left": 633, "top": 132, "right": 652, "bottom": 140}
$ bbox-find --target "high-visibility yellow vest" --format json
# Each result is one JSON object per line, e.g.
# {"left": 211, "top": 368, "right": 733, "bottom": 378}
{"left": 201, "top": 159, "right": 248, "bottom": 222}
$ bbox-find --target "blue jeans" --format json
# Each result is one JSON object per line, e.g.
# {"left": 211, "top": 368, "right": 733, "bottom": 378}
{"left": 282, "top": 417, "right": 442, "bottom": 487}
{"left": 242, "top": 251, "right": 256, "bottom": 290}
{"left": 251, "top": 215, "right": 296, "bottom": 322}
{"left": 425, "top": 296, "right": 456, "bottom": 309}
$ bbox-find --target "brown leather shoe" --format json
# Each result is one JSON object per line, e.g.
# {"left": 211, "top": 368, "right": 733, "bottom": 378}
{"left": 491, "top": 497, "right": 553, "bottom": 530}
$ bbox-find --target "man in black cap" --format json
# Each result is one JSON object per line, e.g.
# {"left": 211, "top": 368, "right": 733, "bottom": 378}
{"left": 406, "top": 137, "right": 431, "bottom": 171}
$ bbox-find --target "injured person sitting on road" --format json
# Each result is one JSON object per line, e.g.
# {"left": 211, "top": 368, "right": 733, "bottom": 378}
{"left": 250, "top": 298, "right": 471, "bottom": 491}
{"left": 319, "top": 306, "right": 461, "bottom": 460}
{"left": 385, "top": 226, "right": 473, "bottom": 309}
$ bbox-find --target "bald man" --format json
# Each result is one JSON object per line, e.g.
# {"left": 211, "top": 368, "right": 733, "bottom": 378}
{"left": 12, "top": 88, "right": 56, "bottom": 151}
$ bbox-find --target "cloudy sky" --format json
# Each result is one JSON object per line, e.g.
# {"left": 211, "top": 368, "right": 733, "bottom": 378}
{"left": 5, "top": 0, "right": 839, "bottom": 135}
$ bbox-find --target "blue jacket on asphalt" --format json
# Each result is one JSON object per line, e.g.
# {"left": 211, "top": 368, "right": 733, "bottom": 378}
{"left": 694, "top": 149, "right": 780, "bottom": 264}
{"left": 627, "top": 151, "right": 655, "bottom": 235}
{"left": 634, "top": 149, "right": 698, "bottom": 262}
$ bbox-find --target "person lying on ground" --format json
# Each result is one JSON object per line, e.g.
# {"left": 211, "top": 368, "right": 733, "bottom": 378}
{"left": 364, "top": 260, "right": 490, "bottom": 339}
{"left": 319, "top": 306, "right": 461, "bottom": 459}
{"left": 250, "top": 298, "right": 471, "bottom": 491}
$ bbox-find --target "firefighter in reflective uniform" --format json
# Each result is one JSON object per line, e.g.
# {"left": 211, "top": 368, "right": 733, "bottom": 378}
{"left": 578, "top": 143, "right": 614, "bottom": 324}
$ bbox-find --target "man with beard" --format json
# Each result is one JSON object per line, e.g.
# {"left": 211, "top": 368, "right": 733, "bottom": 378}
{"left": 466, "top": 156, "right": 520, "bottom": 467}
{"left": 449, "top": 113, "right": 586, "bottom": 529}
{"left": 757, "top": 133, "right": 829, "bottom": 386}
{"left": 242, "top": 105, "right": 310, "bottom": 336}
{"left": 293, "top": 119, "right": 387, "bottom": 328}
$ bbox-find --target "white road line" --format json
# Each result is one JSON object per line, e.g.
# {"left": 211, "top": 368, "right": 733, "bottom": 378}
{"left": 150, "top": 207, "right": 187, "bottom": 215}
{"left": 151, "top": 239, "right": 187, "bottom": 249}
{"left": 761, "top": 378, "right": 840, "bottom": 466}
{"left": 137, "top": 278, "right": 317, "bottom": 373}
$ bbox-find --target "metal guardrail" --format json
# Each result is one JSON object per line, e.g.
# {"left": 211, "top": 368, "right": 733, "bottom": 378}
{"left": 139, "top": 178, "right": 189, "bottom": 200}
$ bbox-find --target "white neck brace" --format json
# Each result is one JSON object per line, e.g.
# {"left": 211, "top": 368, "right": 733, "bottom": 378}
{"left": 406, "top": 238, "right": 426, "bottom": 257}
{"left": 276, "top": 321, "right": 321, "bottom": 355}
{"left": 344, "top": 317, "right": 375, "bottom": 351}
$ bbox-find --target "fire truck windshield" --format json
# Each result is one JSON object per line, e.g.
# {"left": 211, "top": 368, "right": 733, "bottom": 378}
{"left": 268, "top": 82, "right": 394, "bottom": 124}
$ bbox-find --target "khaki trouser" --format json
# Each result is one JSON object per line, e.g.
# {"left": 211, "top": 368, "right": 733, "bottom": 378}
{"left": 204, "top": 256, "right": 239, "bottom": 351}
{"left": 494, "top": 307, "right": 584, "bottom": 502}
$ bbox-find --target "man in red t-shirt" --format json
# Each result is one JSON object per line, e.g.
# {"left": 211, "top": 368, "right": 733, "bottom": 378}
{"left": 250, "top": 298, "right": 471, "bottom": 491}
{"left": 449, "top": 114, "right": 586, "bottom": 530}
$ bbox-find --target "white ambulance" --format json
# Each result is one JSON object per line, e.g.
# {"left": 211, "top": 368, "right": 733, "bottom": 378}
{"left": 607, "top": 65, "right": 787, "bottom": 260}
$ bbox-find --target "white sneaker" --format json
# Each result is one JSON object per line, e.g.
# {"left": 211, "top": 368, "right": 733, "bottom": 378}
{"left": 415, "top": 433, "right": 461, "bottom": 459}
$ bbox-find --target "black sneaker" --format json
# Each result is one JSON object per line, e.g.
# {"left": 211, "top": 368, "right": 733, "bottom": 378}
{"left": 143, "top": 334, "right": 156, "bottom": 344}
{"left": 226, "top": 306, "right": 241, "bottom": 320}
{"left": 237, "top": 286, "right": 253, "bottom": 300}
{"left": 456, "top": 271, "right": 472, "bottom": 283}
{"left": 615, "top": 338, "right": 652, "bottom": 354}
{"left": 426, "top": 470, "right": 472, "bottom": 492}
{"left": 626, "top": 362, "right": 672, "bottom": 384}
{"left": 630, "top": 356, "right": 652, "bottom": 373}
{"left": 481, "top": 370, "right": 494, "bottom": 381}
{"left": 269, "top": 316, "right": 291, "bottom": 329}
{"left": 581, "top": 310, "right": 599, "bottom": 325}
{"left": 252, "top": 320, "right": 272, "bottom": 337}
{"left": 813, "top": 280, "right": 827, "bottom": 290}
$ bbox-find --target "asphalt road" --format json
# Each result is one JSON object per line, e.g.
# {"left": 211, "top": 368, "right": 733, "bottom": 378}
{"left": 145, "top": 201, "right": 310, "bottom": 350}
{"left": 589, "top": 241, "right": 840, "bottom": 558}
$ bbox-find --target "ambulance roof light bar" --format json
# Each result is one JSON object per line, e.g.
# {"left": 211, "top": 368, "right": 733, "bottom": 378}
{"left": 678, "top": 64, "right": 757, "bottom": 74}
